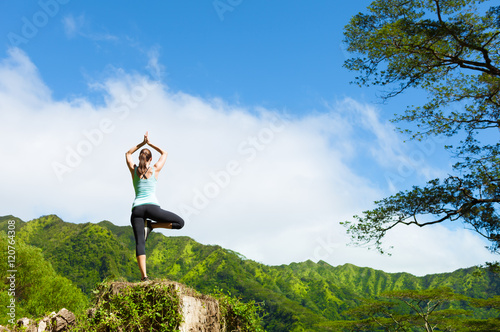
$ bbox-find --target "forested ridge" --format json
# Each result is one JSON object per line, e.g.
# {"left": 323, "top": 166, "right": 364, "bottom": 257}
{"left": 1, "top": 214, "right": 498, "bottom": 330}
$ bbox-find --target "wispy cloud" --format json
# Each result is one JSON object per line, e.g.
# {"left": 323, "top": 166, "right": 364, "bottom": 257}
{"left": 325, "top": 98, "right": 448, "bottom": 192}
{"left": 146, "top": 45, "right": 165, "bottom": 80}
{"left": 62, "top": 13, "right": 118, "bottom": 41}
{"left": 0, "top": 48, "right": 495, "bottom": 276}
{"left": 62, "top": 14, "right": 84, "bottom": 39}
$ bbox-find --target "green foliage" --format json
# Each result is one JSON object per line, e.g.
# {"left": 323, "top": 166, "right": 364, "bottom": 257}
{"left": 342, "top": 0, "right": 500, "bottom": 253}
{"left": 1, "top": 215, "right": 138, "bottom": 294}
{"left": 338, "top": 288, "right": 499, "bottom": 332}
{"left": 0, "top": 232, "right": 88, "bottom": 326}
{"left": 342, "top": 176, "right": 500, "bottom": 254}
{"left": 455, "top": 317, "right": 500, "bottom": 331}
{"left": 74, "top": 280, "right": 182, "bottom": 332}
{"left": 2, "top": 215, "right": 500, "bottom": 331}
{"left": 212, "top": 287, "right": 267, "bottom": 332}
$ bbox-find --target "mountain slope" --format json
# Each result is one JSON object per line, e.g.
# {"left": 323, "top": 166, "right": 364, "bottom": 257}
{"left": 1, "top": 215, "right": 498, "bottom": 331}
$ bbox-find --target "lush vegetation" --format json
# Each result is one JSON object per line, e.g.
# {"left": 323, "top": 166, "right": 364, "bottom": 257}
{"left": 342, "top": 0, "right": 500, "bottom": 254}
{"left": 71, "top": 279, "right": 267, "bottom": 332}
{"left": 1, "top": 215, "right": 499, "bottom": 330}
{"left": 74, "top": 280, "right": 183, "bottom": 332}
{"left": 212, "top": 287, "right": 267, "bottom": 332}
{"left": 0, "top": 230, "right": 89, "bottom": 326}
{"left": 331, "top": 288, "right": 500, "bottom": 331}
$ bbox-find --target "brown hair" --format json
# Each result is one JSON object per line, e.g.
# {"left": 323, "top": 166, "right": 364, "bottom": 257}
{"left": 137, "top": 148, "right": 152, "bottom": 178}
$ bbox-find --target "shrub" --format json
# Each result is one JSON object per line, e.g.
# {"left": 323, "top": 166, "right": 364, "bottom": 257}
{"left": 75, "top": 280, "right": 182, "bottom": 332}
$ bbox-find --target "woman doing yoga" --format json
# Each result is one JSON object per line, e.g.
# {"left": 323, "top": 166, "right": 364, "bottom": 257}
{"left": 126, "top": 132, "right": 184, "bottom": 281}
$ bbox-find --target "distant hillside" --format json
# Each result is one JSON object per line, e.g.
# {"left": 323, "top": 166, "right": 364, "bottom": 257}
{"left": 1, "top": 215, "right": 499, "bottom": 331}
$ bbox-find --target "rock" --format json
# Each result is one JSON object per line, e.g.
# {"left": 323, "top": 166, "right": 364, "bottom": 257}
{"left": 50, "top": 308, "right": 75, "bottom": 332}
{"left": 16, "top": 317, "right": 36, "bottom": 332}
{"left": 0, "top": 325, "right": 12, "bottom": 332}
{"left": 36, "top": 311, "right": 56, "bottom": 332}
{"left": 37, "top": 320, "right": 47, "bottom": 332}
{"left": 179, "top": 291, "right": 220, "bottom": 332}
{"left": 11, "top": 309, "right": 75, "bottom": 332}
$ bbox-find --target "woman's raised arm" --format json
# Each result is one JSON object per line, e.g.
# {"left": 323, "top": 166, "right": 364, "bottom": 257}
{"left": 125, "top": 132, "right": 148, "bottom": 175}
{"left": 148, "top": 139, "right": 168, "bottom": 173}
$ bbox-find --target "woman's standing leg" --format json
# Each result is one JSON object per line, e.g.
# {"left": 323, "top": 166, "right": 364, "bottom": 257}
{"left": 131, "top": 206, "right": 148, "bottom": 280}
{"left": 136, "top": 256, "right": 147, "bottom": 280}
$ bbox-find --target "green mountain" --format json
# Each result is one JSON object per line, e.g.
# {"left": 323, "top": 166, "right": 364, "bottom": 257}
{"left": 1, "top": 215, "right": 499, "bottom": 331}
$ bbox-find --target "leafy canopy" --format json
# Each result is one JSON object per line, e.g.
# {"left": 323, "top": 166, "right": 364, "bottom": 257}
{"left": 342, "top": 0, "right": 500, "bottom": 253}
{"left": 337, "top": 288, "right": 500, "bottom": 332}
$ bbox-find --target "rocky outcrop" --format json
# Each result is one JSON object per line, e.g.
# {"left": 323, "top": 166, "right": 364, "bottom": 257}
{"left": 94, "top": 280, "right": 221, "bottom": 332}
{"left": 1, "top": 280, "right": 241, "bottom": 331}
{"left": 0, "top": 308, "right": 76, "bottom": 332}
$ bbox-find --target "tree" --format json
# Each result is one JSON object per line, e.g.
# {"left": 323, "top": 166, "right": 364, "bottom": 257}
{"left": 341, "top": 0, "right": 500, "bottom": 253}
{"left": 459, "top": 295, "right": 500, "bottom": 331}
{"left": 382, "top": 289, "right": 466, "bottom": 332}
{"left": 0, "top": 234, "right": 89, "bottom": 325}
{"left": 335, "top": 288, "right": 500, "bottom": 332}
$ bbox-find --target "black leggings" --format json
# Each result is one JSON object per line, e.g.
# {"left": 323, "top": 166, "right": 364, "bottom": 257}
{"left": 130, "top": 204, "right": 184, "bottom": 256}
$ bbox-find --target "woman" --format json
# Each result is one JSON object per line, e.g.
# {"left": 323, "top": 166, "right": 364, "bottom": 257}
{"left": 125, "top": 132, "right": 185, "bottom": 281}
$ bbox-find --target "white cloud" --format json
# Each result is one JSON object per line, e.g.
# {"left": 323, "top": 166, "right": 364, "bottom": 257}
{"left": 0, "top": 48, "right": 496, "bottom": 276}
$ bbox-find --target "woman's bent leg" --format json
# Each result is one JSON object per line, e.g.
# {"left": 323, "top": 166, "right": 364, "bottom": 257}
{"left": 147, "top": 205, "right": 185, "bottom": 230}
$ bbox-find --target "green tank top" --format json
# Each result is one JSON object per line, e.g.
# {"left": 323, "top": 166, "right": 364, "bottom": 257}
{"left": 132, "top": 166, "right": 160, "bottom": 209}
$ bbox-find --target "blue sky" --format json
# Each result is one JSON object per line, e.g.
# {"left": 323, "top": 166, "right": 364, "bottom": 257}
{"left": 2, "top": 1, "right": 369, "bottom": 111}
{"left": 0, "top": 0, "right": 497, "bottom": 276}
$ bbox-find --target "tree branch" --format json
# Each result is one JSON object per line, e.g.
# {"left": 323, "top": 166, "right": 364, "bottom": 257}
{"left": 433, "top": 0, "right": 500, "bottom": 76}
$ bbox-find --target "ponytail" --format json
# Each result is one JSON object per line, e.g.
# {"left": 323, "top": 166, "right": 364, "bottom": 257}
{"left": 137, "top": 148, "right": 152, "bottom": 178}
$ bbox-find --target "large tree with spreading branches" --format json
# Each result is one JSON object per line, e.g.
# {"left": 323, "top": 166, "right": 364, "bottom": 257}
{"left": 342, "top": 0, "right": 500, "bottom": 253}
